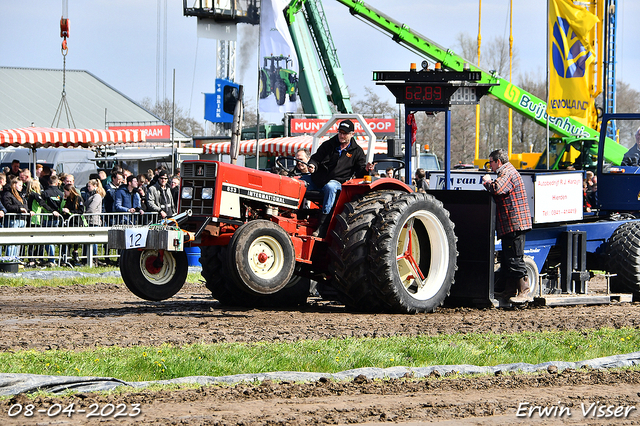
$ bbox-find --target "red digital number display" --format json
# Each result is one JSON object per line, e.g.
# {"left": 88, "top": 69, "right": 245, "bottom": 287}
{"left": 404, "top": 85, "right": 443, "bottom": 103}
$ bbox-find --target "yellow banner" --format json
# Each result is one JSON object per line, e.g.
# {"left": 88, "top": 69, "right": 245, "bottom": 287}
{"left": 548, "top": 0, "right": 599, "bottom": 118}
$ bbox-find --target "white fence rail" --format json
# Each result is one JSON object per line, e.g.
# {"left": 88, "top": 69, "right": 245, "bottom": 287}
{"left": 0, "top": 212, "right": 159, "bottom": 267}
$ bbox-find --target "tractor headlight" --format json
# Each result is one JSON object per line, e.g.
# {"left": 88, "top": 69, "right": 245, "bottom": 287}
{"left": 181, "top": 187, "right": 193, "bottom": 199}
{"left": 202, "top": 187, "right": 213, "bottom": 200}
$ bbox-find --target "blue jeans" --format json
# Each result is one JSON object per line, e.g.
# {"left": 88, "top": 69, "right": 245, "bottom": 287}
{"left": 7, "top": 218, "right": 26, "bottom": 258}
{"left": 300, "top": 176, "right": 341, "bottom": 215}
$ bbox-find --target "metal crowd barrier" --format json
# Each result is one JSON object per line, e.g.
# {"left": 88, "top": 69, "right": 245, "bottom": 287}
{"left": 0, "top": 212, "right": 159, "bottom": 268}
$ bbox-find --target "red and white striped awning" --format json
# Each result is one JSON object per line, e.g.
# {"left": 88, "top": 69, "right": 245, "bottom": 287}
{"left": 0, "top": 127, "right": 146, "bottom": 148}
{"left": 202, "top": 136, "right": 388, "bottom": 155}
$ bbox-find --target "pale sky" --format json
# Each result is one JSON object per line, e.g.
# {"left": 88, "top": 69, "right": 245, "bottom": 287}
{"left": 2, "top": 0, "right": 638, "bottom": 130}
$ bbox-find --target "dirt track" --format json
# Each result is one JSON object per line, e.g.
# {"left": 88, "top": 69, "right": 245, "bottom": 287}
{"left": 1, "top": 277, "right": 640, "bottom": 424}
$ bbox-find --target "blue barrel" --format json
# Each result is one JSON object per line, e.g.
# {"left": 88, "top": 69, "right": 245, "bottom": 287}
{"left": 184, "top": 246, "right": 201, "bottom": 267}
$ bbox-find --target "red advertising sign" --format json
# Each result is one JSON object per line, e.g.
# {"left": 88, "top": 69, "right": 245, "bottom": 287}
{"left": 108, "top": 125, "right": 171, "bottom": 140}
{"left": 290, "top": 118, "right": 396, "bottom": 137}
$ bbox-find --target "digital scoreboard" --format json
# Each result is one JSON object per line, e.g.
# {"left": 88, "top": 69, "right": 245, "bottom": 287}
{"left": 373, "top": 69, "right": 494, "bottom": 107}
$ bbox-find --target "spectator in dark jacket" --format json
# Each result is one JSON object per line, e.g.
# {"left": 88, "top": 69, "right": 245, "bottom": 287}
{"left": 114, "top": 175, "right": 143, "bottom": 224}
{"left": 103, "top": 171, "right": 124, "bottom": 213}
{"left": 146, "top": 170, "right": 175, "bottom": 219}
{"left": 2, "top": 177, "right": 34, "bottom": 258}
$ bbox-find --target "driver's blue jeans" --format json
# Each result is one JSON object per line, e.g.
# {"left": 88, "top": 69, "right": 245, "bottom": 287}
{"left": 300, "top": 176, "right": 341, "bottom": 215}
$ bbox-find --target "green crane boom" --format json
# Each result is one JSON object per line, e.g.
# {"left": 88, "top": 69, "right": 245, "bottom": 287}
{"left": 285, "top": 0, "right": 353, "bottom": 115}
{"left": 333, "top": 0, "right": 626, "bottom": 164}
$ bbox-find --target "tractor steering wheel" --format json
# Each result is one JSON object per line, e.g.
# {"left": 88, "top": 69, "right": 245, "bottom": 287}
{"left": 376, "top": 158, "right": 405, "bottom": 179}
{"left": 275, "top": 156, "right": 310, "bottom": 176}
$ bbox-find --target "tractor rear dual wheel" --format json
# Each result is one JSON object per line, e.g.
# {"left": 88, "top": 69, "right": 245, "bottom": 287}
{"left": 329, "top": 190, "right": 404, "bottom": 311}
{"left": 368, "top": 192, "right": 458, "bottom": 313}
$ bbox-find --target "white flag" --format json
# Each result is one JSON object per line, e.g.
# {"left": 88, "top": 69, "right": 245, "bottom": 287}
{"left": 258, "top": 0, "right": 299, "bottom": 113}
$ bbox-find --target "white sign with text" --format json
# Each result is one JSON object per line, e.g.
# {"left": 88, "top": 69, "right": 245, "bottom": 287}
{"left": 533, "top": 172, "right": 583, "bottom": 223}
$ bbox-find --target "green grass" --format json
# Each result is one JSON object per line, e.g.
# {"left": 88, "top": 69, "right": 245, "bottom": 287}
{"left": 1, "top": 328, "right": 638, "bottom": 382}
{"left": 0, "top": 267, "right": 202, "bottom": 287}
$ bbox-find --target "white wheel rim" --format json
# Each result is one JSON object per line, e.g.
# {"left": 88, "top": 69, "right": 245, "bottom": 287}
{"left": 140, "top": 250, "right": 177, "bottom": 286}
{"left": 395, "top": 210, "right": 449, "bottom": 301}
{"left": 248, "top": 236, "right": 284, "bottom": 280}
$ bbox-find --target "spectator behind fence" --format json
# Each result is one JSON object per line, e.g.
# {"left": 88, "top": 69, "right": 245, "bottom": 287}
{"left": 171, "top": 176, "right": 180, "bottom": 209}
{"left": 85, "top": 179, "right": 106, "bottom": 266}
{"left": 146, "top": 170, "right": 175, "bottom": 219}
{"left": 2, "top": 177, "right": 34, "bottom": 258}
{"left": 0, "top": 177, "right": 6, "bottom": 256}
{"left": 61, "top": 184, "right": 85, "bottom": 266}
{"left": 6, "top": 160, "right": 21, "bottom": 182}
{"left": 26, "top": 179, "right": 49, "bottom": 266}
{"left": 137, "top": 174, "right": 149, "bottom": 212}
{"left": 114, "top": 175, "right": 143, "bottom": 224}
{"left": 39, "top": 166, "right": 52, "bottom": 190}
{"left": 414, "top": 168, "right": 429, "bottom": 193}
{"left": 104, "top": 171, "right": 124, "bottom": 213}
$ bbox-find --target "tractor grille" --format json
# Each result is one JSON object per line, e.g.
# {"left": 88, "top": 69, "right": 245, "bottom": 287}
{"left": 180, "top": 162, "right": 217, "bottom": 216}
{"left": 180, "top": 179, "right": 215, "bottom": 216}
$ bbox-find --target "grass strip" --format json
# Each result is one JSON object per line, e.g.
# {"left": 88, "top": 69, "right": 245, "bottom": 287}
{"left": 0, "top": 328, "right": 638, "bottom": 382}
{"left": 0, "top": 269, "right": 202, "bottom": 287}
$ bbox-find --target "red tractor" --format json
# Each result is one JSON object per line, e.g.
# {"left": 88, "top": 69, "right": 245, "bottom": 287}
{"left": 109, "top": 118, "right": 458, "bottom": 313}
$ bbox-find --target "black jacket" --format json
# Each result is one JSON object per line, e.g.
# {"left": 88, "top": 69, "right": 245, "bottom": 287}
{"left": 42, "top": 186, "right": 64, "bottom": 213}
{"left": 2, "top": 190, "right": 28, "bottom": 214}
{"left": 308, "top": 135, "right": 367, "bottom": 187}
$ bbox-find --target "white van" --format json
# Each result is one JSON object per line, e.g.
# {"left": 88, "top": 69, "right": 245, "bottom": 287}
{"left": 0, "top": 148, "right": 98, "bottom": 186}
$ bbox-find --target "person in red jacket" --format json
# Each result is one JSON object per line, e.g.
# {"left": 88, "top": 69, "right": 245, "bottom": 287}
{"left": 482, "top": 149, "right": 533, "bottom": 304}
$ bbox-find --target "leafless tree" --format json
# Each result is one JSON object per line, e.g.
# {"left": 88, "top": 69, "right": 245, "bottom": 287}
{"left": 140, "top": 97, "right": 204, "bottom": 137}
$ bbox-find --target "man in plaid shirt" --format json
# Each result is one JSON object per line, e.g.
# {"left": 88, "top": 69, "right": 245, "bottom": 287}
{"left": 482, "top": 149, "right": 533, "bottom": 304}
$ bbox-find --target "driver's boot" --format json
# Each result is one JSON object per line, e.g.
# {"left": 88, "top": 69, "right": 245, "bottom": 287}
{"left": 493, "top": 277, "right": 517, "bottom": 299}
{"left": 312, "top": 214, "right": 329, "bottom": 238}
{"left": 509, "top": 276, "right": 534, "bottom": 304}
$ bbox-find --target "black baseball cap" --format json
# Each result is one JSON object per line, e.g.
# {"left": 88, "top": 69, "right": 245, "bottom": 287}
{"left": 337, "top": 120, "right": 354, "bottom": 133}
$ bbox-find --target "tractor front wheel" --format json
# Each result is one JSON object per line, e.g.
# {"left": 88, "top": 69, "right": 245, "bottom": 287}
{"left": 201, "top": 245, "right": 309, "bottom": 308}
{"left": 369, "top": 192, "right": 457, "bottom": 313}
{"left": 227, "top": 220, "right": 295, "bottom": 295}
{"left": 120, "top": 249, "right": 188, "bottom": 301}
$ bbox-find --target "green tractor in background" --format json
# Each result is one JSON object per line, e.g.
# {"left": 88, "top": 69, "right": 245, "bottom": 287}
{"left": 259, "top": 55, "right": 298, "bottom": 106}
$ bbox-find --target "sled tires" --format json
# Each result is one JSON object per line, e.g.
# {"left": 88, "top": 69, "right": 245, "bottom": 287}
{"left": 606, "top": 221, "right": 640, "bottom": 296}
{"left": 120, "top": 249, "right": 188, "bottom": 301}
{"left": 329, "top": 191, "right": 404, "bottom": 311}
{"left": 368, "top": 192, "right": 457, "bottom": 313}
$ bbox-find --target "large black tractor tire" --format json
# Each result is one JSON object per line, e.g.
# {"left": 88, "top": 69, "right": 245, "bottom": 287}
{"left": 274, "top": 80, "right": 287, "bottom": 106}
{"left": 289, "top": 90, "right": 297, "bottom": 102}
{"left": 120, "top": 249, "right": 188, "bottom": 301}
{"left": 258, "top": 73, "right": 269, "bottom": 99}
{"left": 200, "top": 246, "right": 309, "bottom": 308}
{"left": 328, "top": 190, "right": 404, "bottom": 311}
{"left": 368, "top": 192, "right": 458, "bottom": 313}
{"left": 606, "top": 221, "right": 640, "bottom": 296}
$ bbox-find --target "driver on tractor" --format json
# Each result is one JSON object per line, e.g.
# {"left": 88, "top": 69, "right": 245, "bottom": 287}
{"left": 303, "top": 119, "right": 375, "bottom": 237}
